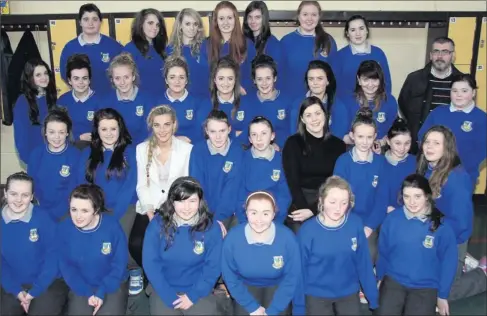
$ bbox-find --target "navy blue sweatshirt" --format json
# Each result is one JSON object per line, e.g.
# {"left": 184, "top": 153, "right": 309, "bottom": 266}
{"left": 1, "top": 205, "right": 59, "bottom": 298}
{"left": 58, "top": 214, "right": 128, "bottom": 298}
{"left": 189, "top": 140, "right": 244, "bottom": 221}
{"left": 297, "top": 213, "right": 379, "bottom": 308}
{"left": 27, "top": 143, "right": 80, "bottom": 221}
{"left": 143, "top": 215, "right": 223, "bottom": 307}
{"left": 221, "top": 223, "right": 302, "bottom": 315}
{"left": 376, "top": 207, "right": 458, "bottom": 299}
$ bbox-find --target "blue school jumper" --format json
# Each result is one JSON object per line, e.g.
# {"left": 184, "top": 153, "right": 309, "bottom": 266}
{"left": 376, "top": 207, "right": 458, "bottom": 299}
{"left": 297, "top": 213, "right": 379, "bottom": 308}
{"left": 60, "top": 34, "right": 123, "bottom": 95}
{"left": 418, "top": 104, "right": 487, "bottom": 187}
{"left": 424, "top": 165, "right": 473, "bottom": 244}
{"left": 99, "top": 87, "right": 156, "bottom": 144}
{"left": 331, "top": 93, "right": 398, "bottom": 140}
{"left": 236, "top": 148, "right": 291, "bottom": 224}
{"left": 76, "top": 146, "right": 137, "bottom": 219}
{"left": 166, "top": 45, "right": 210, "bottom": 98}
{"left": 189, "top": 140, "right": 244, "bottom": 221}
{"left": 58, "top": 214, "right": 128, "bottom": 298}
{"left": 221, "top": 223, "right": 302, "bottom": 315}
{"left": 142, "top": 215, "right": 222, "bottom": 307}
{"left": 27, "top": 143, "right": 80, "bottom": 221}
{"left": 333, "top": 149, "right": 389, "bottom": 230}
{"left": 331, "top": 44, "right": 392, "bottom": 97}
{"left": 1, "top": 205, "right": 59, "bottom": 297}
{"left": 383, "top": 153, "right": 417, "bottom": 209}
{"left": 280, "top": 30, "right": 338, "bottom": 98}
{"left": 13, "top": 95, "right": 51, "bottom": 164}
{"left": 57, "top": 89, "right": 101, "bottom": 140}
{"left": 123, "top": 41, "right": 165, "bottom": 97}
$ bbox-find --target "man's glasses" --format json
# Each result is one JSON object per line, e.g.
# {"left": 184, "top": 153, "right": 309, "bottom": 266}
{"left": 432, "top": 49, "right": 453, "bottom": 56}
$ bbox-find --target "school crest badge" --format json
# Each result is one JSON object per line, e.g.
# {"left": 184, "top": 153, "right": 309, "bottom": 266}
{"left": 271, "top": 169, "right": 281, "bottom": 182}
{"left": 372, "top": 175, "right": 379, "bottom": 187}
{"left": 135, "top": 106, "right": 144, "bottom": 117}
{"left": 272, "top": 256, "right": 284, "bottom": 269}
{"left": 461, "top": 121, "right": 472, "bottom": 132}
{"left": 236, "top": 111, "right": 245, "bottom": 121}
{"left": 193, "top": 241, "right": 205, "bottom": 255}
{"left": 377, "top": 112, "right": 386, "bottom": 123}
{"left": 351, "top": 237, "right": 357, "bottom": 251}
{"left": 101, "top": 242, "right": 112, "bottom": 255}
{"left": 87, "top": 111, "right": 94, "bottom": 121}
{"left": 185, "top": 109, "right": 194, "bottom": 120}
{"left": 277, "top": 109, "right": 286, "bottom": 120}
{"left": 60, "top": 165, "right": 71, "bottom": 177}
{"left": 101, "top": 53, "right": 110, "bottom": 63}
{"left": 29, "top": 229, "right": 39, "bottom": 242}
{"left": 223, "top": 161, "right": 233, "bottom": 173}
{"left": 423, "top": 235, "right": 434, "bottom": 248}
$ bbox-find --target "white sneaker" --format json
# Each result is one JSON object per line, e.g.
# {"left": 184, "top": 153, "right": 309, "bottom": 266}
{"left": 359, "top": 291, "right": 368, "bottom": 304}
{"left": 464, "top": 253, "right": 480, "bottom": 272}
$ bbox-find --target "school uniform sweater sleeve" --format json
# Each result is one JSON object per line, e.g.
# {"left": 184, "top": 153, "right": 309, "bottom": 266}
{"left": 59, "top": 42, "right": 71, "bottom": 84}
{"left": 27, "top": 146, "right": 43, "bottom": 203}
{"left": 112, "top": 148, "right": 137, "bottom": 219}
{"left": 417, "top": 108, "right": 437, "bottom": 143}
{"left": 437, "top": 225, "right": 459, "bottom": 299}
{"left": 366, "top": 163, "right": 389, "bottom": 230}
{"left": 221, "top": 231, "right": 260, "bottom": 314}
{"left": 266, "top": 230, "right": 302, "bottom": 316}
{"left": 217, "top": 149, "right": 244, "bottom": 221}
{"left": 13, "top": 96, "right": 32, "bottom": 163}
{"left": 282, "top": 136, "right": 310, "bottom": 211}
{"left": 235, "top": 156, "right": 249, "bottom": 224}
{"left": 142, "top": 216, "right": 179, "bottom": 307}
{"left": 355, "top": 220, "right": 379, "bottom": 309}
{"left": 1, "top": 256, "right": 22, "bottom": 295}
{"left": 28, "top": 215, "right": 59, "bottom": 297}
{"left": 188, "top": 145, "right": 205, "bottom": 186}
{"left": 275, "top": 169, "right": 292, "bottom": 223}
{"left": 186, "top": 224, "right": 223, "bottom": 303}
{"left": 94, "top": 222, "right": 128, "bottom": 299}
{"left": 377, "top": 49, "right": 392, "bottom": 95}
{"left": 333, "top": 153, "right": 349, "bottom": 180}
{"left": 330, "top": 96, "right": 352, "bottom": 139}
{"left": 375, "top": 213, "right": 391, "bottom": 281}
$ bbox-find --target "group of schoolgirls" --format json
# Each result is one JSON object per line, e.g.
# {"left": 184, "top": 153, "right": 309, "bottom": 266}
{"left": 4, "top": 0, "right": 487, "bottom": 315}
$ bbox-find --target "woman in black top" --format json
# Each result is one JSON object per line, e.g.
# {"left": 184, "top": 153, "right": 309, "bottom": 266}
{"left": 282, "top": 96, "right": 346, "bottom": 233}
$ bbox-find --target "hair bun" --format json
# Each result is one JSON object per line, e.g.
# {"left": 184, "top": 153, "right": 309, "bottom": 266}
{"left": 355, "top": 107, "right": 373, "bottom": 119}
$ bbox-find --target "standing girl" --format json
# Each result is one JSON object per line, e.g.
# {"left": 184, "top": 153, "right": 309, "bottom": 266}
{"left": 124, "top": 9, "right": 168, "bottom": 96}
{"left": 383, "top": 118, "right": 416, "bottom": 211}
{"left": 143, "top": 177, "right": 222, "bottom": 315}
{"left": 222, "top": 191, "right": 302, "bottom": 316}
{"left": 201, "top": 1, "right": 257, "bottom": 94}
{"left": 297, "top": 176, "right": 378, "bottom": 315}
{"left": 333, "top": 108, "right": 389, "bottom": 262}
{"left": 59, "top": 184, "right": 128, "bottom": 315}
{"left": 243, "top": 1, "right": 285, "bottom": 89}
{"left": 1, "top": 172, "right": 67, "bottom": 315}
{"left": 27, "top": 109, "right": 80, "bottom": 222}
{"left": 14, "top": 58, "right": 57, "bottom": 165}
{"left": 57, "top": 54, "right": 102, "bottom": 149}
{"left": 237, "top": 117, "right": 292, "bottom": 224}
{"left": 280, "top": 1, "right": 337, "bottom": 98}
{"left": 283, "top": 97, "right": 346, "bottom": 233}
{"left": 101, "top": 52, "right": 158, "bottom": 144}
{"left": 417, "top": 126, "right": 487, "bottom": 302}
{"left": 376, "top": 174, "right": 458, "bottom": 316}
{"left": 332, "top": 15, "right": 392, "bottom": 97}
{"left": 189, "top": 110, "right": 244, "bottom": 227}
{"left": 166, "top": 8, "right": 209, "bottom": 98}
{"left": 418, "top": 74, "right": 487, "bottom": 188}
{"left": 332, "top": 60, "right": 398, "bottom": 147}
{"left": 60, "top": 3, "right": 123, "bottom": 94}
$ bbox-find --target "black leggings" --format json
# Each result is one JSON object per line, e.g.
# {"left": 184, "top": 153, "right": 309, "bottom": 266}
{"left": 129, "top": 213, "right": 150, "bottom": 268}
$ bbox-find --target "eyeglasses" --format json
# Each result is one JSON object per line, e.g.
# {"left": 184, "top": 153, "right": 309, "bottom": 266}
{"left": 432, "top": 49, "right": 453, "bottom": 56}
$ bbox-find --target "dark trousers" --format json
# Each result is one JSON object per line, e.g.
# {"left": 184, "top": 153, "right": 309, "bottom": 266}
{"left": 221, "top": 215, "right": 239, "bottom": 231}
{"left": 119, "top": 204, "right": 137, "bottom": 268}
{"left": 1, "top": 278, "right": 68, "bottom": 315}
{"left": 66, "top": 282, "right": 128, "bottom": 316}
{"left": 375, "top": 276, "right": 437, "bottom": 316}
{"left": 73, "top": 140, "right": 90, "bottom": 150}
{"left": 129, "top": 213, "right": 150, "bottom": 268}
{"left": 147, "top": 284, "right": 218, "bottom": 315}
{"left": 233, "top": 285, "right": 291, "bottom": 316}
{"left": 368, "top": 229, "right": 379, "bottom": 264}
{"left": 306, "top": 293, "right": 361, "bottom": 316}
{"left": 286, "top": 188, "right": 318, "bottom": 234}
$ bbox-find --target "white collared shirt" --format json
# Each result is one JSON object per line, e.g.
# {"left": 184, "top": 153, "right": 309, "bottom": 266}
{"left": 251, "top": 146, "right": 275, "bottom": 162}
{"left": 165, "top": 89, "right": 189, "bottom": 102}
{"left": 449, "top": 102, "right": 476, "bottom": 114}
{"left": 207, "top": 139, "right": 231, "bottom": 156}
{"left": 78, "top": 33, "right": 101, "bottom": 46}
{"left": 218, "top": 93, "right": 235, "bottom": 104}
{"left": 350, "top": 147, "right": 373, "bottom": 163}
{"left": 73, "top": 88, "right": 94, "bottom": 103}
{"left": 116, "top": 86, "right": 139, "bottom": 101}
{"left": 245, "top": 222, "right": 276, "bottom": 245}
{"left": 350, "top": 42, "right": 372, "bottom": 55}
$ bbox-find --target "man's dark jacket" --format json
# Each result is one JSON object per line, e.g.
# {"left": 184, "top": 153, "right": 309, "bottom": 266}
{"left": 1, "top": 29, "right": 14, "bottom": 125}
{"left": 398, "top": 62, "right": 462, "bottom": 154}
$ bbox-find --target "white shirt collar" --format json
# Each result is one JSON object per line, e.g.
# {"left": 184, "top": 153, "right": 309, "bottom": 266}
{"left": 116, "top": 86, "right": 139, "bottom": 101}
{"left": 384, "top": 150, "right": 409, "bottom": 166}
{"left": 72, "top": 88, "right": 94, "bottom": 102}
{"left": 165, "top": 89, "right": 189, "bottom": 102}
{"left": 2, "top": 203, "right": 34, "bottom": 224}
{"left": 350, "top": 147, "right": 373, "bottom": 163}
{"left": 251, "top": 146, "right": 275, "bottom": 162}
{"left": 78, "top": 33, "right": 101, "bottom": 46}
{"left": 207, "top": 139, "right": 231, "bottom": 156}
{"left": 217, "top": 93, "right": 235, "bottom": 104}
{"left": 245, "top": 222, "right": 276, "bottom": 245}
{"left": 449, "top": 102, "right": 476, "bottom": 114}
{"left": 350, "top": 42, "right": 371, "bottom": 55}
{"left": 257, "top": 90, "right": 280, "bottom": 102}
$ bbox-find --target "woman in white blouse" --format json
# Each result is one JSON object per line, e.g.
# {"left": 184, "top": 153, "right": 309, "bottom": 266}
{"left": 129, "top": 105, "right": 193, "bottom": 293}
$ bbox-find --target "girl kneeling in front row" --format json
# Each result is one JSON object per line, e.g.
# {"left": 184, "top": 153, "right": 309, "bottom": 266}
{"left": 375, "top": 174, "right": 458, "bottom": 316}
{"left": 143, "top": 177, "right": 223, "bottom": 315}
{"left": 297, "top": 176, "right": 378, "bottom": 315}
